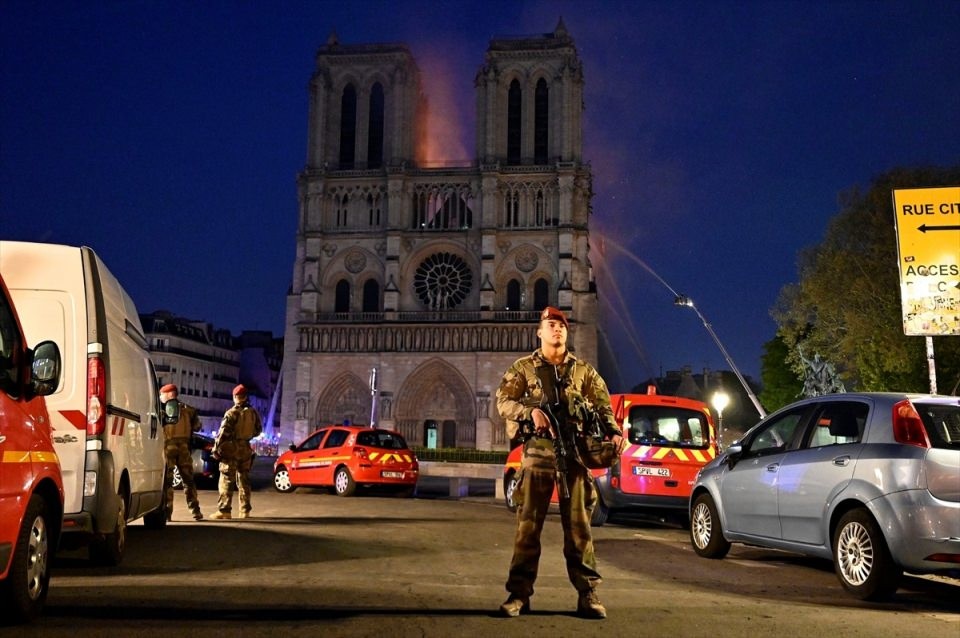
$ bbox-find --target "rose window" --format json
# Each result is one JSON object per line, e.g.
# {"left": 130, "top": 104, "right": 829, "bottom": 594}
{"left": 414, "top": 252, "right": 472, "bottom": 310}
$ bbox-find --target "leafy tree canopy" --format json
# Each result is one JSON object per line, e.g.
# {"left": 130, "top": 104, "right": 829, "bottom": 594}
{"left": 771, "top": 165, "right": 960, "bottom": 394}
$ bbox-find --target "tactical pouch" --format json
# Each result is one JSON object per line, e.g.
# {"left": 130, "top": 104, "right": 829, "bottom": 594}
{"left": 576, "top": 434, "right": 620, "bottom": 469}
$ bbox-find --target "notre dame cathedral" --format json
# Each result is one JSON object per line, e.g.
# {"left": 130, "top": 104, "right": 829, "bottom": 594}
{"left": 279, "top": 19, "right": 600, "bottom": 450}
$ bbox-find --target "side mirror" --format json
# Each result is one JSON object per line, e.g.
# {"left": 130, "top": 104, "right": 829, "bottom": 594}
{"left": 31, "top": 341, "right": 61, "bottom": 397}
{"left": 724, "top": 443, "right": 744, "bottom": 469}
{"left": 288, "top": 443, "right": 297, "bottom": 452}
{"left": 162, "top": 398, "right": 180, "bottom": 425}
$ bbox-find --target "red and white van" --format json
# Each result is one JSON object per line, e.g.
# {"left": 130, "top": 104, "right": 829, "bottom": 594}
{"left": 0, "top": 273, "right": 63, "bottom": 623}
{"left": 503, "top": 387, "right": 717, "bottom": 525}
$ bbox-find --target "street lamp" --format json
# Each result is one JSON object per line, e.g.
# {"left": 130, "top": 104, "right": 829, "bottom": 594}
{"left": 711, "top": 390, "right": 730, "bottom": 451}
{"left": 674, "top": 294, "right": 767, "bottom": 418}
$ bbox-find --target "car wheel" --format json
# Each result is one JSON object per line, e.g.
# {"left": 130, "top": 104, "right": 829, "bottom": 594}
{"left": 90, "top": 489, "right": 127, "bottom": 566}
{"left": 833, "top": 508, "right": 901, "bottom": 600}
{"left": 171, "top": 466, "right": 184, "bottom": 490}
{"left": 689, "top": 493, "right": 730, "bottom": 558}
{"left": 334, "top": 466, "right": 356, "bottom": 497}
{"left": 273, "top": 466, "right": 295, "bottom": 493}
{"left": 504, "top": 471, "right": 518, "bottom": 512}
{"left": 591, "top": 497, "right": 610, "bottom": 526}
{"left": 0, "top": 494, "right": 53, "bottom": 623}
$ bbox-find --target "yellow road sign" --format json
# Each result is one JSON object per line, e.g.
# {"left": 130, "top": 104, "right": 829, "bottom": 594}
{"left": 892, "top": 186, "right": 960, "bottom": 336}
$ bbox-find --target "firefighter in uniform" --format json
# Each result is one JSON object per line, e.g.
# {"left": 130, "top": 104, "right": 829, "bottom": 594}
{"left": 159, "top": 383, "right": 203, "bottom": 521}
{"left": 496, "top": 307, "right": 626, "bottom": 619}
{"left": 210, "top": 384, "right": 262, "bottom": 520}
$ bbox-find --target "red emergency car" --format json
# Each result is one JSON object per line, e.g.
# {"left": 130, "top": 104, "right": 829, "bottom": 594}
{"left": 503, "top": 388, "right": 717, "bottom": 526}
{"left": 0, "top": 274, "right": 63, "bottom": 624}
{"left": 274, "top": 425, "right": 419, "bottom": 496}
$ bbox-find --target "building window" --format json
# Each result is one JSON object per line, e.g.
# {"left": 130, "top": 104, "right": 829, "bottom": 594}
{"left": 362, "top": 279, "right": 380, "bottom": 312}
{"left": 367, "top": 82, "right": 384, "bottom": 169}
{"left": 534, "top": 78, "right": 548, "bottom": 164}
{"left": 413, "top": 252, "right": 472, "bottom": 311}
{"left": 506, "top": 279, "right": 521, "bottom": 310}
{"left": 339, "top": 84, "right": 357, "bottom": 169}
{"left": 368, "top": 193, "right": 380, "bottom": 226}
{"left": 533, "top": 278, "right": 549, "bottom": 310}
{"left": 504, "top": 190, "right": 519, "bottom": 227}
{"left": 535, "top": 189, "right": 545, "bottom": 226}
{"left": 335, "top": 279, "right": 350, "bottom": 313}
{"left": 507, "top": 79, "right": 521, "bottom": 165}
{"left": 337, "top": 193, "right": 349, "bottom": 227}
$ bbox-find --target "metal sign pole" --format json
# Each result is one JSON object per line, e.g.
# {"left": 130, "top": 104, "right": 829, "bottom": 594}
{"left": 926, "top": 337, "right": 938, "bottom": 394}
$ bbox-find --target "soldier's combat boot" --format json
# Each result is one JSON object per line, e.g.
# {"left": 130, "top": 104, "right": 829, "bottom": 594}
{"left": 499, "top": 596, "right": 530, "bottom": 617}
{"left": 209, "top": 511, "right": 231, "bottom": 520}
{"left": 577, "top": 590, "right": 606, "bottom": 619}
{"left": 238, "top": 509, "right": 250, "bottom": 519}
{"left": 192, "top": 510, "right": 203, "bottom": 521}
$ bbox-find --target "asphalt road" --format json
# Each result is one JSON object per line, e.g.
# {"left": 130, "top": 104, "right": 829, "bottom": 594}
{"left": 10, "top": 457, "right": 959, "bottom": 637}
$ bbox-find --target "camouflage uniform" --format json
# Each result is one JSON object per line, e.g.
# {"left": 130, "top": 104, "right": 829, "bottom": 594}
{"left": 213, "top": 399, "right": 262, "bottom": 516}
{"left": 497, "top": 348, "right": 620, "bottom": 601}
{"left": 162, "top": 400, "right": 202, "bottom": 520}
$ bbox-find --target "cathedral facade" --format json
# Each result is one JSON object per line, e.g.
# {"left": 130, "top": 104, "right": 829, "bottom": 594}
{"left": 280, "top": 20, "right": 600, "bottom": 450}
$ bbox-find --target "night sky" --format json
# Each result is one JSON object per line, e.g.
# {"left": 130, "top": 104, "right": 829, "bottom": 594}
{"left": 3, "top": 1, "right": 959, "bottom": 393}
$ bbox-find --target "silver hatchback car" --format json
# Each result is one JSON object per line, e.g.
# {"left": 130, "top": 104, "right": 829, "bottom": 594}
{"left": 689, "top": 392, "right": 960, "bottom": 600}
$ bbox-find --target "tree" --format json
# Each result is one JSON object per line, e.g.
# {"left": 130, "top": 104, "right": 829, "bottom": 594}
{"left": 759, "top": 334, "right": 802, "bottom": 411}
{"left": 771, "top": 166, "right": 960, "bottom": 393}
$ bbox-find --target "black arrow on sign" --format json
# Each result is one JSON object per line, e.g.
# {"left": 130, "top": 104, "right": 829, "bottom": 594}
{"left": 918, "top": 224, "right": 960, "bottom": 232}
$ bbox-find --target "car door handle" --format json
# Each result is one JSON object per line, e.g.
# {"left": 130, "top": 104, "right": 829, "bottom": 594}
{"left": 765, "top": 463, "right": 779, "bottom": 472}
{"left": 832, "top": 455, "right": 851, "bottom": 466}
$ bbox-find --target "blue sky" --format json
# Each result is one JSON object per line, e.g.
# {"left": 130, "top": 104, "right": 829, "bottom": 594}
{"left": 3, "top": 0, "right": 958, "bottom": 391}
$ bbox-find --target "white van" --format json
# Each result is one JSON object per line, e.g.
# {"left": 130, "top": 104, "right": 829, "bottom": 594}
{"left": 0, "top": 241, "right": 167, "bottom": 565}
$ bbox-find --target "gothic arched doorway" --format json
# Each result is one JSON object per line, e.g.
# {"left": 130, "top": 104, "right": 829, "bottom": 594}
{"left": 394, "top": 359, "right": 475, "bottom": 447}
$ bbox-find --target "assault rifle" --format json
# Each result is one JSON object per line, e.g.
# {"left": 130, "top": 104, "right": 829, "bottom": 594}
{"left": 540, "top": 401, "right": 571, "bottom": 499}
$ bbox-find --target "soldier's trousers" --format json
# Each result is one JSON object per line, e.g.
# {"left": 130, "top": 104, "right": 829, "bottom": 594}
{"left": 505, "top": 464, "right": 601, "bottom": 598}
{"left": 164, "top": 439, "right": 201, "bottom": 518}
{"left": 217, "top": 444, "right": 254, "bottom": 514}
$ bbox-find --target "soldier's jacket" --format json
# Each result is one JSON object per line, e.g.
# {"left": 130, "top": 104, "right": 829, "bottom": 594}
{"left": 496, "top": 349, "right": 620, "bottom": 471}
{"left": 214, "top": 401, "right": 262, "bottom": 461}
{"left": 162, "top": 401, "right": 201, "bottom": 440}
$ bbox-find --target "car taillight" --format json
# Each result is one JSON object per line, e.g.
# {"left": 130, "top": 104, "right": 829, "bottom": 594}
{"left": 892, "top": 400, "right": 931, "bottom": 448}
{"left": 87, "top": 356, "right": 106, "bottom": 436}
{"left": 353, "top": 447, "right": 368, "bottom": 459}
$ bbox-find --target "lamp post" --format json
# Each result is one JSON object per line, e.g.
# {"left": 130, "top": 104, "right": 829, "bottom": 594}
{"left": 711, "top": 390, "right": 730, "bottom": 451}
{"left": 674, "top": 294, "right": 766, "bottom": 418}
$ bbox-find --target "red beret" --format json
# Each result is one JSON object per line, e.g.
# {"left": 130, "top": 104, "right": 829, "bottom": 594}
{"left": 539, "top": 306, "right": 569, "bottom": 328}
{"left": 233, "top": 384, "right": 247, "bottom": 396}
{"left": 160, "top": 383, "right": 178, "bottom": 394}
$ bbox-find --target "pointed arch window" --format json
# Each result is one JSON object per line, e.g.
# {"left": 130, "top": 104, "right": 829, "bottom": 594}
{"left": 506, "top": 279, "right": 522, "bottom": 310}
{"left": 534, "top": 78, "right": 548, "bottom": 164}
{"left": 507, "top": 79, "right": 521, "bottom": 165}
{"left": 367, "top": 82, "right": 384, "bottom": 169}
{"left": 533, "top": 278, "right": 549, "bottom": 310}
{"left": 535, "top": 189, "right": 545, "bottom": 226}
{"left": 505, "top": 190, "right": 519, "bottom": 227}
{"left": 362, "top": 279, "right": 380, "bottom": 313}
{"left": 335, "top": 279, "right": 351, "bottom": 313}
{"left": 337, "top": 193, "right": 349, "bottom": 227}
{"left": 339, "top": 84, "right": 357, "bottom": 169}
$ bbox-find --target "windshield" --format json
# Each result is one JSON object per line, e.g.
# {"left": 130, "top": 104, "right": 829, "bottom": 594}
{"left": 625, "top": 406, "right": 710, "bottom": 449}
{"left": 357, "top": 430, "right": 408, "bottom": 449}
{"left": 916, "top": 403, "right": 960, "bottom": 449}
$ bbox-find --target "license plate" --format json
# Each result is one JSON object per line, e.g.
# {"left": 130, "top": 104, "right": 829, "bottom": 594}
{"left": 381, "top": 471, "right": 404, "bottom": 479}
{"left": 633, "top": 466, "right": 671, "bottom": 477}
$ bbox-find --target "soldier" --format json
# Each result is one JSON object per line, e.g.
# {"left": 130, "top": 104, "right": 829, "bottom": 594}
{"left": 159, "top": 383, "right": 203, "bottom": 521}
{"left": 210, "top": 384, "right": 262, "bottom": 520}
{"left": 496, "top": 306, "right": 626, "bottom": 619}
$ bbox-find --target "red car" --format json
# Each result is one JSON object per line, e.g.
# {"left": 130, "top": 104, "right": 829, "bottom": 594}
{"left": 503, "top": 388, "right": 717, "bottom": 526}
{"left": 0, "top": 274, "right": 63, "bottom": 623}
{"left": 273, "top": 425, "right": 419, "bottom": 497}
